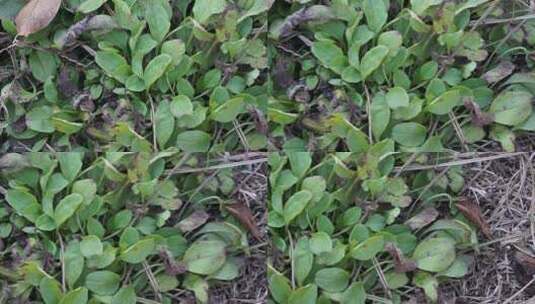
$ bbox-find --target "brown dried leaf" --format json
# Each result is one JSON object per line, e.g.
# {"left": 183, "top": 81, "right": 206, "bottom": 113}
{"left": 513, "top": 251, "right": 535, "bottom": 297}
{"left": 482, "top": 61, "right": 515, "bottom": 84}
{"left": 276, "top": 5, "right": 336, "bottom": 39}
{"left": 405, "top": 207, "right": 439, "bottom": 230}
{"left": 385, "top": 243, "right": 417, "bottom": 273}
{"left": 15, "top": 0, "right": 61, "bottom": 36}
{"left": 225, "top": 202, "right": 262, "bottom": 241}
{"left": 464, "top": 99, "right": 495, "bottom": 127}
{"left": 456, "top": 198, "right": 492, "bottom": 239}
{"left": 176, "top": 209, "right": 210, "bottom": 232}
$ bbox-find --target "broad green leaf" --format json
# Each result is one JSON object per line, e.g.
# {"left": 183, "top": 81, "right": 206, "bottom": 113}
{"left": 283, "top": 190, "right": 313, "bottom": 224}
{"left": 378, "top": 31, "right": 402, "bottom": 56}
{"left": 29, "top": 51, "right": 58, "bottom": 82}
{"left": 489, "top": 91, "right": 533, "bottom": 126}
{"left": 311, "top": 40, "right": 347, "bottom": 74}
{"left": 143, "top": 54, "right": 172, "bottom": 88}
{"left": 350, "top": 235, "right": 385, "bottom": 260}
{"left": 144, "top": 0, "right": 170, "bottom": 42}
{"left": 362, "top": 0, "right": 388, "bottom": 32}
{"left": 58, "top": 287, "right": 88, "bottom": 304}
{"left": 211, "top": 97, "right": 245, "bottom": 122}
{"left": 155, "top": 100, "right": 175, "bottom": 148}
{"left": 6, "top": 189, "right": 42, "bottom": 222}
{"left": 309, "top": 232, "right": 332, "bottom": 255}
{"left": 111, "top": 286, "right": 136, "bottom": 304}
{"left": 288, "top": 284, "right": 317, "bottom": 304}
{"left": 176, "top": 130, "right": 212, "bottom": 152}
{"left": 170, "top": 95, "right": 193, "bottom": 118}
{"left": 95, "top": 51, "right": 130, "bottom": 83}
{"left": 427, "top": 89, "right": 462, "bottom": 115}
{"left": 0, "top": 0, "right": 25, "bottom": 20}
{"left": 359, "top": 45, "right": 389, "bottom": 79}
{"left": 341, "top": 282, "right": 366, "bottom": 304}
{"left": 193, "top": 0, "right": 227, "bottom": 24}
{"left": 85, "top": 271, "right": 121, "bottom": 295}
{"left": 161, "top": 39, "right": 185, "bottom": 65}
{"left": 54, "top": 193, "right": 84, "bottom": 227}
{"left": 412, "top": 237, "right": 456, "bottom": 272}
{"left": 80, "top": 235, "right": 103, "bottom": 257}
{"left": 120, "top": 238, "right": 155, "bottom": 264}
{"left": 413, "top": 271, "right": 438, "bottom": 302}
{"left": 411, "top": 0, "right": 443, "bottom": 15}
{"left": 183, "top": 240, "right": 226, "bottom": 275}
{"left": 39, "top": 277, "right": 63, "bottom": 304}
{"left": 77, "top": 0, "right": 107, "bottom": 13}
{"left": 72, "top": 179, "right": 97, "bottom": 205}
{"left": 314, "top": 268, "right": 349, "bottom": 292}
{"left": 27, "top": 106, "right": 55, "bottom": 133}
{"left": 392, "top": 122, "right": 427, "bottom": 147}
{"left": 65, "top": 255, "right": 84, "bottom": 288}
{"left": 386, "top": 86, "right": 409, "bottom": 109}
{"left": 58, "top": 153, "right": 83, "bottom": 182}
{"left": 371, "top": 93, "right": 391, "bottom": 140}
{"left": 288, "top": 152, "right": 312, "bottom": 178}
{"left": 269, "top": 272, "right": 292, "bottom": 303}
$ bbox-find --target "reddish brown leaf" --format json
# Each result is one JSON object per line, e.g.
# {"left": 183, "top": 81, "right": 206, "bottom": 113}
{"left": 385, "top": 243, "right": 417, "bottom": 273}
{"left": 15, "top": 0, "right": 62, "bottom": 36}
{"left": 456, "top": 198, "right": 492, "bottom": 239}
{"left": 405, "top": 207, "right": 439, "bottom": 230}
{"left": 464, "top": 99, "right": 495, "bottom": 127}
{"left": 513, "top": 251, "right": 535, "bottom": 297}
{"left": 176, "top": 210, "right": 209, "bottom": 232}
{"left": 225, "top": 202, "right": 262, "bottom": 241}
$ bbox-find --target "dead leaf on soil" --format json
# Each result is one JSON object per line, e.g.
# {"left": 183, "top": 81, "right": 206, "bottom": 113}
{"left": 482, "top": 61, "right": 515, "bottom": 84}
{"left": 405, "top": 207, "right": 439, "bottom": 230}
{"left": 16, "top": 0, "right": 61, "bottom": 36}
{"left": 456, "top": 198, "right": 492, "bottom": 239}
{"left": 176, "top": 209, "right": 210, "bottom": 232}
{"left": 385, "top": 242, "right": 417, "bottom": 273}
{"left": 225, "top": 201, "right": 262, "bottom": 241}
{"left": 513, "top": 250, "right": 535, "bottom": 297}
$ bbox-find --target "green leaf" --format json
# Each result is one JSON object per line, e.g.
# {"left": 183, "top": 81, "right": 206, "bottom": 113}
{"left": 27, "top": 106, "right": 55, "bottom": 133}
{"left": 413, "top": 271, "right": 438, "bottom": 302}
{"left": 170, "top": 95, "right": 193, "bottom": 118}
{"left": 6, "top": 189, "right": 42, "bottom": 222}
{"left": 427, "top": 89, "right": 462, "bottom": 115}
{"left": 183, "top": 240, "right": 226, "bottom": 275}
{"left": 80, "top": 235, "right": 103, "bottom": 257}
{"left": 350, "top": 235, "right": 385, "bottom": 260}
{"left": 54, "top": 193, "right": 84, "bottom": 227}
{"left": 161, "top": 39, "right": 185, "bottom": 66}
{"left": 85, "top": 271, "right": 121, "bottom": 295}
{"left": 58, "top": 287, "right": 88, "bottom": 304}
{"left": 0, "top": 0, "right": 25, "bottom": 20}
{"left": 359, "top": 45, "right": 389, "bottom": 79}
{"left": 111, "top": 286, "right": 136, "bottom": 304}
{"left": 77, "top": 0, "right": 107, "bottom": 13}
{"left": 378, "top": 31, "right": 403, "bottom": 56}
{"left": 95, "top": 51, "right": 130, "bottom": 83}
{"left": 211, "top": 97, "right": 246, "bottom": 122}
{"left": 489, "top": 91, "right": 533, "bottom": 126}
{"left": 371, "top": 94, "right": 391, "bottom": 140}
{"left": 120, "top": 238, "right": 155, "bottom": 264}
{"left": 72, "top": 179, "right": 97, "bottom": 205}
{"left": 362, "top": 0, "right": 388, "bottom": 33}
{"left": 39, "top": 277, "right": 63, "bottom": 304}
{"left": 193, "top": 0, "right": 227, "bottom": 24}
{"left": 311, "top": 40, "right": 347, "bottom": 74}
{"left": 411, "top": 0, "right": 443, "bottom": 15}
{"left": 288, "top": 284, "right": 317, "bottom": 304}
{"left": 288, "top": 152, "right": 311, "bottom": 178}
{"left": 65, "top": 255, "right": 84, "bottom": 288}
{"left": 412, "top": 237, "right": 456, "bottom": 272}
{"left": 341, "top": 282, "right": 366, "bottom": 304}
{"left": 269, "top": 272, "right": 292, "bottom": 303}
{"left": 392, "top": 122, "right": 427, "bottom": 147}
{"left": 58, "top": 153, "right": 83, "bottom": 182}
{"left": 29, "top": 51, "right": 58, "bottom": 82}
{"left": 155, "top": 100, "right": 175, "bottom": 148}
{"left": 176, "top": 130, "right": 212, "bottom": 152}
{"left": 386, "top": 87, "right": 409, "bottom": 109}
{"left": 144, "top": 54, "right": 172, "bottom": 88}
{"left": 309, "top": 232, "right": 332, "bottom": 255}
{"left": 314, "top": 268, "right": 349, "bottom": 292}
{"left": 144, "top": 0, "right": 170, "bottom": 42}
{"left": 283, "top": 190, "right": 313, "bottom": 224}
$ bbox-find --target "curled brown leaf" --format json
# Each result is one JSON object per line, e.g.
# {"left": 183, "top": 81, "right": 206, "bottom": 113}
{"left": 456, "top": 198, "right": 492, "bottom": 239}
{"left": 405, "top": 207, "right": 439, "bottom": 230}
{"left": 464, "top": 99, "right": 495, "bottom": 127}
{"left": 15, "top": 0, "right": 62, "bottom": 36}
{"left": 225, "top": 201, "right": 262, "bottom": 241}
{"left": 176, "top": 209, "right": 210, "bottom": 232}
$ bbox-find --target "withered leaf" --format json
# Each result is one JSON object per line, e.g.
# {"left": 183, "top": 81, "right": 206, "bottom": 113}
{"left": 464, "top": 99, "right": 495, "bottom": 127}
{"left": 405, "top": 207, "right": 439, "bottom": 230}
{"left": 276, "top": 5, "right": 336, "bottom": 39}
{"left": 385, "top": 243, "right": 417, "bottom": 273}
{"left": 15, "top": 0, "right": 61, "bottom": 36}
{"left": 176, "top": 209, "right": 210, "bottom": 232}
{"left": 513, "top": 251, "right": 535, "bottom": 296}
{"left": 482, "top": 61, "right": 515, "bottom": 84}
{"left": 456, "top": 198, "right": 492, "bottom": 239}
{"left": 225, "top": 202, "right": 262, "bottom": 241}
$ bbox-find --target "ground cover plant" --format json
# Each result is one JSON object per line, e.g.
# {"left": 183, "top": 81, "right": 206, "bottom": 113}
{"left": 0, "top": 152, "right": 267, "bottom": 303}
{"left": 0, "top": 0, "right": 269, "bottom": 152}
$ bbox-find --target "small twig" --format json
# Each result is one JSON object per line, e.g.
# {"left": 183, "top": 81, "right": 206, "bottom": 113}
{"left": 165, "top": 158, "right": 268, "bottom": 175}
{"left": 503, "top": 275, "right": 535, "bottom": 304}
{"left": 143, "top": 261, "right": 162, "bottom": 302}
{"left": 373, "top": 257, "right": 392, "bottom": 299}
{"left": 56, "top": 231, "right": 66, "bottom": 293}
